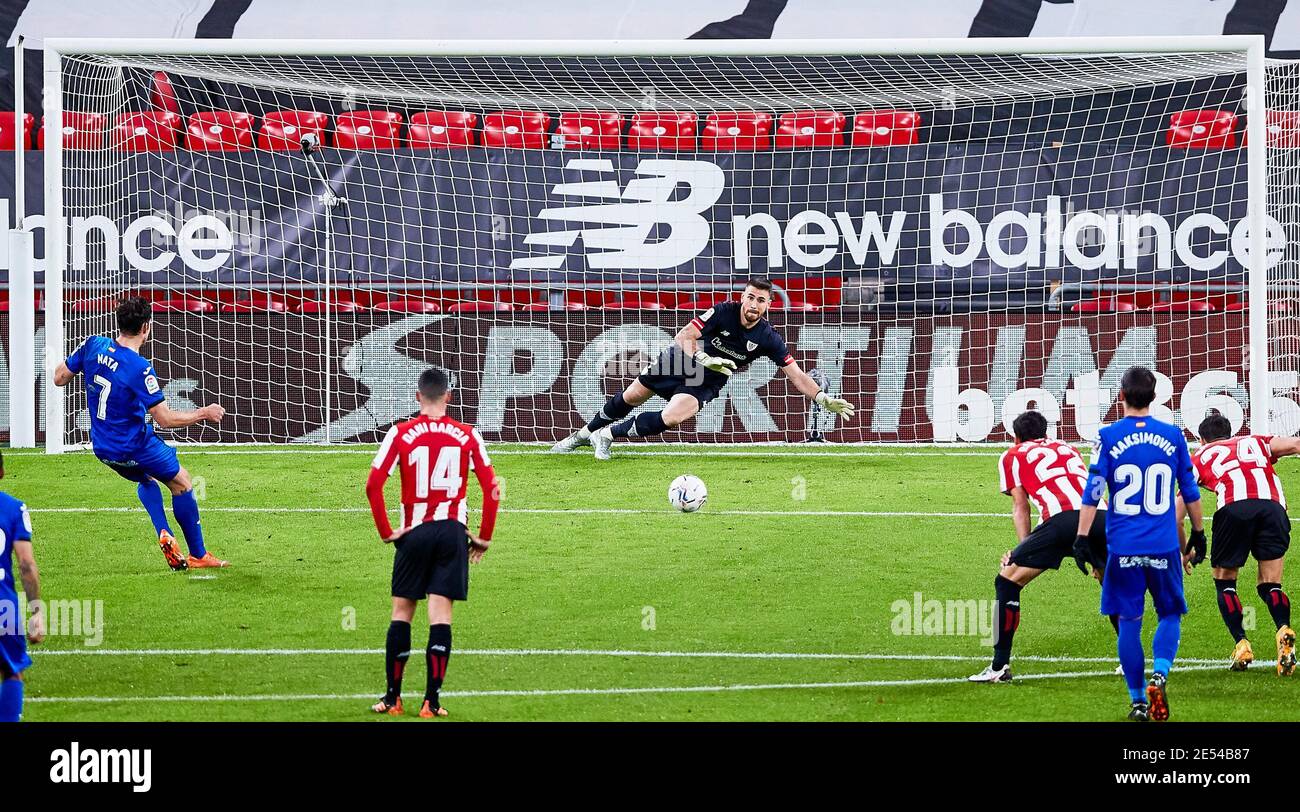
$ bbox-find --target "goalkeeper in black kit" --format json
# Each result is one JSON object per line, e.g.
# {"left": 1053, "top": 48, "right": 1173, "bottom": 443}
{"left": 550, "top": 277, "right": 855, "bottom": 459}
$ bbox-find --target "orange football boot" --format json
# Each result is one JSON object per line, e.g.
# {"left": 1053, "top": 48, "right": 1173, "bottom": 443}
{"left": 158, "top": 530, "right": 188, "bottom": 571}
{"left": 418, "top": 700, "right": 448, "bottom": 719}
{"left": 187, "top": 552, "right": 229, "bottom": 568}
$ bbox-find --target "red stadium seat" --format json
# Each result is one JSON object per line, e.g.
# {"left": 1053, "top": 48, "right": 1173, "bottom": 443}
{"left": 679, "top": 298, "right": 722, "bottom": 310}
{"left": 775, "top": 110, "right": 845, "bottom": 148}
{"left": 222, "top": 295, "right": 288, "bottom": 313}
{"left": 408, "top": 111, "right": 478, "bottom": 149}
{"left": 258, "top": 110, "right": 329, "bottom": 151}
{"left": 186, "top": 111, "right": 255, "bottom": 151}
{"left": 40, "top": 112, "right": 108, "bottom": 149}
{"left": 1168, "top": 110, "right": 1237, "bottom": 149}
{"left": 1071, "top": 298, "right": 1137, "bottom": 313}
{"left": 520, "top": 302, "right": 589, "bottom": 311}
{"left": 702, "top": 112, "right": 772, "bottom": 151}
{"left": 68, "top": 297, "right": 116, "bottom": 313}
{"left": 557, "top": 111, "right": 623, "bottom": 150}
{"left": 295, "top": 297, "right": 363, "bottom": 313}
{"left": 1148, "top": 300, "right": 1216, "bottom": 313}
{"left": 482, "top": 111, "right": 550, "bottom": 149}
{"left": 447, "top": 301, "right": 514, "bottom": 313}
{"left": 114, "top": 111, "right": 181, "bottom": 151}
{"left": 150, "top": 71, "right": 181, "bottom": 116}
{"left": 628, "top": 112, "right": 697, "bottom": 150}
{"left": 852, "top": 111, "right": 921, "bottom": 146}
{"left": 334, "top": 111, "right": 403, "bottom": 149}
{"left": 0, "top": 113, "right": 34, "bottom": 150}
{"left": 373, "top": 298, "right": 443, "bottom": 313}
{"left": 1261, "top": 110, "right": 1300, "bottom": 148}
{"left": 601, "top": 299, "right": 664, "bottom": 310}
{"left": 153, "top": 297, "right": 214, "bottom": 313}
{"left": 769, "top": 299, "right": 819, "bottom": 311}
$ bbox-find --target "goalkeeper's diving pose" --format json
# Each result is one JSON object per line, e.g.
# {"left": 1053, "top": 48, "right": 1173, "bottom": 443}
{"left": 551, "top": 277, "right": 855, "bottom": 460}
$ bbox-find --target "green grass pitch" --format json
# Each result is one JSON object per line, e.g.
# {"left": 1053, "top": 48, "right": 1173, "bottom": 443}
{"left": 6, "top": 443, "right": 1298, "bottom": 721}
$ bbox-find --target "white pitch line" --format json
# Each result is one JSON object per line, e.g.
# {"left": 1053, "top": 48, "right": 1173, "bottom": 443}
{"left": 22, "top": 662, "right": 1240, "bottom": 704}
{"left": 29, "top": 646, "right": 1234, "bottom": 667}
{"left": 27, "top": 506, "right": 1009, "bottom": 519}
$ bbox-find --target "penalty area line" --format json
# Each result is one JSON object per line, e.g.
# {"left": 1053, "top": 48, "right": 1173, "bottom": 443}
{"left": 25, "top": 662, "right": 1235, "bottom": 704}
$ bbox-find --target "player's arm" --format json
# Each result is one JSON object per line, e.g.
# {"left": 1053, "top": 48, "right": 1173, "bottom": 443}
{"left": 1177, "top": 439, "right": 1208, "bottom": 566}
{"left": 676, "top": 320, "right": 736, "bottom": 376}
{"left": 467, "top": 429, "right": 499, "bottom": 564}
{"left": 14, "top": 540, "right": 41, "bottom": 644}
{"left": 1072, "top": 449, "right": 1108, "bottom": 575}
{"left": 54, "top": 338, "right": 95, "bottom": 387}
{"left": 1008, "top": 486, "right": 1032, "bottom": 542}
{"left": 52, "top": 361, "right": 75, "bottom": 387}
{"left": 365, "top": 428, "right": 402, "bottom": 542}
{"left": 148, "top": 400, "right": 225, "bottom": 429}
{"left": 780, "top": 360, "right": 855, "bottom": 419}
{"left": 1270, "top": 436, "right": 1300, "bottom": 459}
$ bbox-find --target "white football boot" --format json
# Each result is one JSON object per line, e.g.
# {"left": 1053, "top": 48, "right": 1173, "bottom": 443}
{"left": 592, "top": 427, "right": 615, "bottom": 461}
{"left": 549, "top": 429, "right": 591, "bottom": 453}
{"left": 967, "top": 664, "right": 1012, "bottom": 683}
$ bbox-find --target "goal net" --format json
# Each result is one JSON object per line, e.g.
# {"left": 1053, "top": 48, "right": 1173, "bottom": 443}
{"left": 38, "top": 37, "right": 1289, "bottom": 449}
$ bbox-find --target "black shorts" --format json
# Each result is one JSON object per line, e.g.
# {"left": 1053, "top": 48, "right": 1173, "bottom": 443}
{"left": 1210, "top": 499, "right": 1291, "bottom": 569}
{"left": 1009, "top": 509, "right": 1108, "bottom": 572}
{"left": 391, "top": 520, "right": 470, "bottom": 601}
{"left": 637, "top": 372, "right": 724, "bottom": 407}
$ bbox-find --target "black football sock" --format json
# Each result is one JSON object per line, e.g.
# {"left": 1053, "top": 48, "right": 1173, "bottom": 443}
{"left": 611, "top": 410, "right": 668, "bottom": 440}
{"left": 1258, "top": 582, "right": 1292, "bottom": 630}
{"left": 384, "top": 621, "right": 411, "bottom": 703}
{"left": 991, "top": 575, "right": 1022, "bottom": 670}
{"left": 426, "top": 624, "right": 452, "bottom": 706}
{"left": 1109, "top": 614, "right": 1120, "bottom": 635}
{"left": 585, "top": 394, "right": 634, "bottom": 432}
{"left": 1215, "top": 579, "right": 1248, "bottom": 642}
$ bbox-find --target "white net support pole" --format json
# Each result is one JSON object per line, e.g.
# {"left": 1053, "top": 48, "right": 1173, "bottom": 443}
{"left": 43, "top": 43, "right": 65, "bottom": 454}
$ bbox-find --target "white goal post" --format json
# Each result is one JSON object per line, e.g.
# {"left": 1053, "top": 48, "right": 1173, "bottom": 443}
{"left": 33, "top": 35, "right": 1282, "bottom": 451}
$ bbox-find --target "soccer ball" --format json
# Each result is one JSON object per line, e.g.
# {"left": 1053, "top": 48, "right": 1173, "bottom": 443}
{"left": 668, "top": 474, "right": 708, "bottom": 513}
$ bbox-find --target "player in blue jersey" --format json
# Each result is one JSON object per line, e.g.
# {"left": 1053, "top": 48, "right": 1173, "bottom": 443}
{"left": 1075, "top": 366, "right": 1207, "bottom": 721}
{"left": 0, "top": 451, "right": 43, "bottom": 722}
{"left": 53, "top": 297, "right": 230, "bottom": 570}
{"left": 549, "top": 277, "right": 855, "bottom": 459}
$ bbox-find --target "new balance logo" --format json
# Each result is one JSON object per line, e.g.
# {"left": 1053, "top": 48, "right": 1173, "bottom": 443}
{"left": 509, "top": 159, "right": 725, "bottom": 270}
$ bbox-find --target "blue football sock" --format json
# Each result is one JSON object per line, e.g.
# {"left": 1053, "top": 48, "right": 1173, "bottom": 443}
{"left": 0, "top": 678, "right": 24, "bottom": 722}
{"left": 136, "top": 479, "right": 172, "bottom": 536}
{"left": 171, "top": 489, "right": 207, "bottom": 558}
{"left": 1152, "top": 613, "right": 1182, "bottom": 677}
{"left": 1118, "top": 617, "right": 1147, "bottom": 703}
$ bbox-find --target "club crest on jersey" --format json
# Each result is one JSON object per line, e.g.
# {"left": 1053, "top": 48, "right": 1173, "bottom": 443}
{"left": 746, "top": 340, "right": 758, "bottom": 352}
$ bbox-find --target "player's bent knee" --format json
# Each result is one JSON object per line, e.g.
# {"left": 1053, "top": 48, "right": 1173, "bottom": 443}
{"left": 166, "top": 468, "right": 192, "bottom": 495}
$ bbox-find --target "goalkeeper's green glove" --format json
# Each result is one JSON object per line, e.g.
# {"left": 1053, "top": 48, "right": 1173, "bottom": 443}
{"left": 815, "top": 391, "right": 856, "bottom": 421}
{"left": 693, "top": 351, "right": 737, "bottom": 376}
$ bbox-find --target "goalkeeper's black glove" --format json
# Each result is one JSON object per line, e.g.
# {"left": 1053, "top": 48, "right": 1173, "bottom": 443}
{"left": 1072, "top": 535, "right": 1092, "bottom": 575}
{"left": 1188, "top": 527, "right": 1208, "bottom": 566}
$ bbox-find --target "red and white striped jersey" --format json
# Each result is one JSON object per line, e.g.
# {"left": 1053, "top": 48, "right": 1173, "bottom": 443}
{"left": 365, "top": 414, "right": 499, "bottom": 541}
{"left": 998, "top": 439, "right": 1089, "bottom": 522}
{"left": 1193, "top": 435, "right": 1287, "bottom": 509}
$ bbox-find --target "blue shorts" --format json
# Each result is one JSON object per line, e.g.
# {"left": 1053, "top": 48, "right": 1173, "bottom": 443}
{"left": 96, "top": 433, "right": 181, "bottom": 484}
{"left": 1100, "top": 551, "right": 1187, "bottom": 619}
{"left": 0, "top": 595, "right": 31, "bottom": 676}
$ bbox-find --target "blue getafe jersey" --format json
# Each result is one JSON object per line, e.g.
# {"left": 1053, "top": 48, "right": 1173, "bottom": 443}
{"left": 0, "top": 491, "right": 32, "bottom": 600}
{"left": 66, "top": 336, "right": 166, "bottom": 460}
{"left": 1083, "top": 415, "right": 1200, "bottom": 555}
